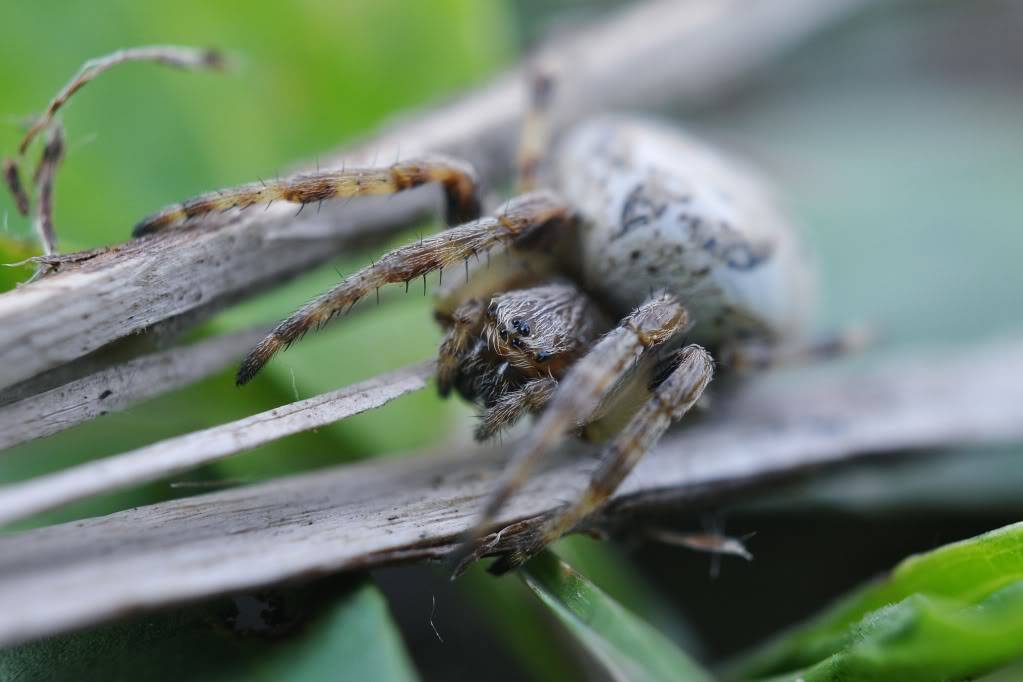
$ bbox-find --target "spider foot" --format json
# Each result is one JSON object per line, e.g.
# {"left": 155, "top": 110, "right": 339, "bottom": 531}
{"left": 486, "top": 525, "right": 548, "bottom": 575}
{"left": 448, "top": 516, "right": 549, "bottom": 578}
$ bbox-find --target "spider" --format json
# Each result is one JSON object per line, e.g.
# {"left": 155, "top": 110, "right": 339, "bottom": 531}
{"left": 133, "top": 73, "right": 840, "bottom": 575}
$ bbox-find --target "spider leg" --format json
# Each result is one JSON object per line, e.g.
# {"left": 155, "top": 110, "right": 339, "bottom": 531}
{"left": 516, "top": 69, "right": 555, "bottom": 193}
{"left": 133, "top": 154, "right": 482, "bottom": 236}
{"left": 476, "top": 377, "right": 558, "bottom": 441}
{"left": 450, "top": 292, "right": 689, "bottom": 571}
{"left": 722, "top": 324, "right": 875, "bottom": 371}
{"left": 433, "top": 249, "right": 559, "bottom": 320}
{"left": 487, "top": 344, "right": 714, "bottom": 574}
{"left": 236, "top": 191, "right": 574, "bottom": 384}
{"left": 437, "top": 298, "right": 486, "bottom": 397}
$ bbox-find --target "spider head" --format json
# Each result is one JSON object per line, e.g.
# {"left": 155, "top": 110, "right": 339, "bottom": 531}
{"left": 484, "top": 282, "right": 607, "bottom": 381}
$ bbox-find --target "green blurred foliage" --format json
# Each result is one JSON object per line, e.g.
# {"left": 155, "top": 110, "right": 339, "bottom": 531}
{"left": 0, "top": 577, "right": 418, "bottom": 682}
{"left": 730, "top": 522, "right": 1023, "bottom": 681}
{"left": 764, "top": 584, "right": 1023, "bottom": 682}
{"left": 0, "top": 236, "right": 36, "bottom": 288}
{"left": 520, "top": 551, "right": 712, "bottom": 682}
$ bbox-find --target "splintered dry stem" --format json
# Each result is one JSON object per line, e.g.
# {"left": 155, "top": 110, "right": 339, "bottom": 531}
{"left": 18, "top": 45, "right": 225, "bottom": 155}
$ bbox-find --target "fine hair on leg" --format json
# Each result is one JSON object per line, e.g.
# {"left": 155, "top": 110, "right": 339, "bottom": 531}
{"left": 236, "top": 191, "right": 574, "bottom": 385}
{"left": 475, "top": 377, "right": 558, "bottom": 440}
{"left": 133, "top": 154, "right": 482, "bottom": 236}
{"left": 450, "top": 291, "right": 689, "bottom": 572}
{"left": 488, "top": 344, "right": 714, "bottom": 574}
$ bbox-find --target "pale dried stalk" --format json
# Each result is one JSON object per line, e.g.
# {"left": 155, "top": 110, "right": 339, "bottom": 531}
{"left": 0, "top": 0, "right": 875, "bottom": 391}
{"left": 0, "top": 340, "right": 1021, "bottom": 648}
{"left": 0, "top": 326, "right": 267, "bottom": 451}
{"left": 0, "top": 361, "right": 434, "bottom": 526}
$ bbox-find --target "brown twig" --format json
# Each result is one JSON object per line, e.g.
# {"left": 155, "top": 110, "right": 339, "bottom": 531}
{"left": 30, "top": 124, "right": 64, "bottom": 259}
{"left": 2, "top": 158, "right": 29, "bottom": 216}
{"left": 18, "top": 45, "right": 225, "bottom": 155}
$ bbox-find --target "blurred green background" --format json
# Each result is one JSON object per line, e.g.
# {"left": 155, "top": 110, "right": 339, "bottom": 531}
{"left": 2, "top": 0, "right": 1023, "bottom": 679}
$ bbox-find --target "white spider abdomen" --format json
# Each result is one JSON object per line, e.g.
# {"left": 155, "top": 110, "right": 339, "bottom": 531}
{"left": 554, "top": 116, "right": 814, "bottom": 346}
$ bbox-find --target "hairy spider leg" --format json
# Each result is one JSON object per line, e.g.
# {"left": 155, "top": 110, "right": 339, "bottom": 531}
{"left": 133, "top": 154, "right": 482, "bottom": 236}
{"left": 437, "top": 298, "right": 487, "bottom": 396}
{"left": 236, "top": 190, "right": 575, "bottom": 384}
{"left": 516, "top": 69, "right": 555, "bottom": 193}
{"left": 450, "top": 292, "right": 689, "bottom": 572}
{"left": 722, "top": 324, "right": 875, "bottom": 372}
{"left": 433, "top": 248, "right": 561, "bottom": 321}
{"left": 475, "top": 377, "right": 558, "bottom": 441}
{"left": 487, "top": 344, "right": 714, "bottom": 574}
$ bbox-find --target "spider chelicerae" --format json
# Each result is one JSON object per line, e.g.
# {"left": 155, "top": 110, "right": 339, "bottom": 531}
{"left": 133, "top": 73, "right": 847, "bottom": 574}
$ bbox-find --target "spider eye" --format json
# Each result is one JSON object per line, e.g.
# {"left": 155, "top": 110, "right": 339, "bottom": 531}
{"left": 499, "top": 329, "right": 508, "bottom": 339}
{"left": 510, "top": 318, "right": 531, "bottom": 336}
{"left": 535, "top": 351, "right": 550, "bottom": 362}
{"left": 510, "top": 338, "right": 523, "bottom": 349}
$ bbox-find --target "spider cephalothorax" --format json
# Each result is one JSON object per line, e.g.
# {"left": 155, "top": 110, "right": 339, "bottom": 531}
{"left": 133, "top": 74, "right": 847, "bottom": 574}
{"left": 439, "top": 280, "right": 611, "bottom": 439}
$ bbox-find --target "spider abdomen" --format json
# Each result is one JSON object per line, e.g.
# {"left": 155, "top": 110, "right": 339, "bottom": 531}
{"left": 555, "top": 116, "right": 814, "bottom": 347}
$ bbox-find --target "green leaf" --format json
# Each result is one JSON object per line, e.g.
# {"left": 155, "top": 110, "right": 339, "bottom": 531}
{"left": 0, "top": 577, "right": 418, "bottom": 682}
{"left": 759, "top": 582, "right": 1023, "bottom": 682}
{"left": 729, "top": 521, "right": 1023, "bottom": 680}
{"left": 459, "top": 563, "right": 584, "bottom": 682}
{"left": 977, "top": 657, "right": 1023, "bottom": 681}
{"left": 457, "top": 537, "right": 703, "bottom": 681}
{"left": 555, "top": 534, "right": 703, "bottom": 654}
{"left": 0, "top": 235, "right": 37, "bottom": 292}
{"left": 520, "top": 550, "right": 712, "bottom": 682}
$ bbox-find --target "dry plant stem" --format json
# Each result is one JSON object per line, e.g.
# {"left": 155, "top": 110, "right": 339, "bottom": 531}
{"left": 18, "top": 45, "right": 225, "bottom": 155}
{"left": 2, "top": 158, "right": 29, "bottom": 216}
{"left": 0, "top": 361, "right": 434, "bottom": 526}
{"left": 0, "top": 0, "right": 875, "bottom": 391}
{"left": 647, "top": 529, "right": 754, "bottom": 561}
{"left": 0, "top": 326, "right": 267, "bottom": 452}
{"left": 1, "top": 340, "right": 1022, "bottom": 648}
{"left": 31, "top": 125, "right": 64, "bottom": 259}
